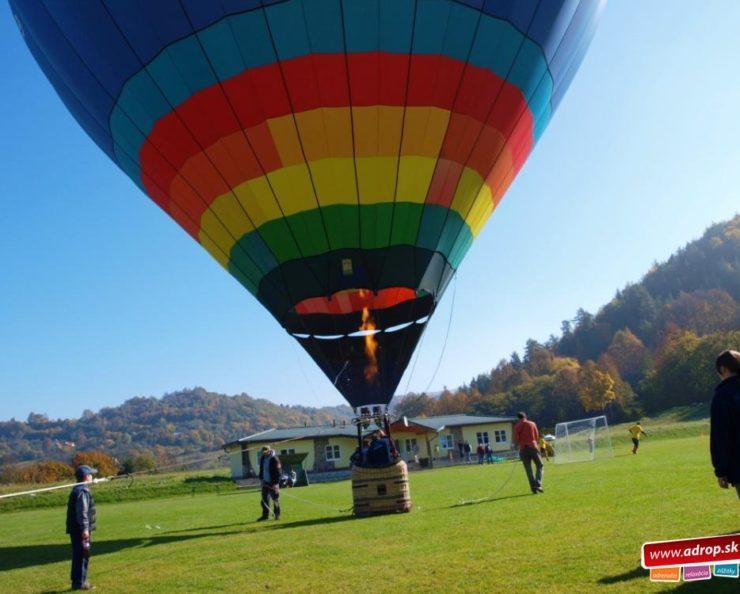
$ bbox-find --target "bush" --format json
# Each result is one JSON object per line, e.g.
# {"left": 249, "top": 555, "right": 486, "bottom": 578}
{"left": 120, "top": 452, "right": 156, "bottom": 474}
{"left": 2, "top": 460, "right": 74, "bottom": 484}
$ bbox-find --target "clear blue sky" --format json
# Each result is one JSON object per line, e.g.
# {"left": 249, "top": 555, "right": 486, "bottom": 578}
{"left": 1, "top": 2, "right": 738, "bottom": 421}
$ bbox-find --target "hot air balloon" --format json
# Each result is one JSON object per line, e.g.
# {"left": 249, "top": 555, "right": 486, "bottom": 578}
{"left": 11, "top": 0, "right": 605, "bottom": 421}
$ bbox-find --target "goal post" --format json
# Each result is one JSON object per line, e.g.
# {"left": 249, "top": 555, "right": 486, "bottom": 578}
{"left": 553, "top": 415, "right": 613, "bottom": 464}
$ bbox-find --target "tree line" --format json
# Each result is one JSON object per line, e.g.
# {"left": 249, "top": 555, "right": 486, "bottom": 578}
{"left": 393, "top": 216, "right": 740, "bottom": 429}
{"left": 0, "top": 387, "right": 352, "bottom": 477}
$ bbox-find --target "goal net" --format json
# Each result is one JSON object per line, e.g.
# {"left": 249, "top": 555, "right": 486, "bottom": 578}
{"left": 553, "top": 415, "right": 613, "bottom": 464}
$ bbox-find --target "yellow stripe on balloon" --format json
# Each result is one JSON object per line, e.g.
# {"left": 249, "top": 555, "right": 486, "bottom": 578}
{"left": 467, "top": 184, "right": 495, "bottom": 237}
{"left": 266, "top": 163, "right": 319, "bottom": 216}
{"left": 198, "top": 230, "right": 230, "bottom": 269}
{"left": 450, "top": 168, "right": 485, "bottom": 219}
{"left": 355, "top": 156, "right": 398, "bottom": 205}
{"left": 199, "top": 192, "right": 256, "bottom": 259}
{"left": 309, "top": 158, "right": 357, "bottom": 205}
{"left": 397, "top": 155, "right": 438, "bottom": 203}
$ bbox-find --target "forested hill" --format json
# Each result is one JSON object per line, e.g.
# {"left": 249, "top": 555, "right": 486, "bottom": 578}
{"left": 0, "top": 388, "right": 352, "bottom": 466}
{"left": 394, "top": 215, "right": 740, "bottom": 427}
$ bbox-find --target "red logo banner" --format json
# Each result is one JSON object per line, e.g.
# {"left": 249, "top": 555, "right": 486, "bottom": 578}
{"left": 642, "top": 534, "right": 740, "bottom": 569}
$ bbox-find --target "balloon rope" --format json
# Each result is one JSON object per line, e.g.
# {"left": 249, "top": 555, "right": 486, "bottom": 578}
{"left": 454, "top": 459, "right": 519, "bottom": 506}
{"left": 401, "top": 322, "right": 427, "bottom": 397}
{"left": 0, "top": 453, "right": 223, "bottom": 501}
{"left": 0, "top": 477, "right": 113, "bottom": 500}
{"left": 423, "top": 273, "right": 457, "bottom": 394}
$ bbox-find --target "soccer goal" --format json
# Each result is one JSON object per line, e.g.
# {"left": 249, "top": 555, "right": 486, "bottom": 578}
{"left": 553, "top": 415, "right": 613, "bottom": 464}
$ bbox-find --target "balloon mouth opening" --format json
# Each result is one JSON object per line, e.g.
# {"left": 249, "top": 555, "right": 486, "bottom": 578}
{"left": 289, "top": 315, "right": 429, "bottom": 340}
{"left": 284, "top": 286, "right": 433, "bottom": 339}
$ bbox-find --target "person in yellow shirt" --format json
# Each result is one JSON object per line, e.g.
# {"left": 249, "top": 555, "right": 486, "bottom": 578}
{"left": 538, "top": 436, "right": 549, "bottom": 461}
{"left": 628, "top": 422, "right": 647, "bottom": 454}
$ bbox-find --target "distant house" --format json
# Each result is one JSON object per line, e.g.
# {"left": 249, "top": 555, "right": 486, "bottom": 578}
{"left": 223, "top": 425, "right": 358, "bottom": 479}
{"left": 390, "top": 414, "right": 516, "bottom": 463}
{"left": 223, "top": 414, "right": 516, "bottom": 479}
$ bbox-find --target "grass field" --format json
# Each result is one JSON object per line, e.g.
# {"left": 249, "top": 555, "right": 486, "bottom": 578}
{"left": 1, "top": 423, "right": 737, "bottom": 593}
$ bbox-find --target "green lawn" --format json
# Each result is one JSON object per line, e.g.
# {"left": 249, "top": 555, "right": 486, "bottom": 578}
{"left": 0, "top": 432, "right": 736, "bottom": 593}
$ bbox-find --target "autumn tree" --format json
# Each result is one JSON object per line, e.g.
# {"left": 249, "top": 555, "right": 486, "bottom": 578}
{"left": 577, "top": 361, "right": 617, "bottom": 412}
{"left": 602, "top": 328, "right": 651, "bottom": 385}
{"left": 72, "top": 450, "right": 119, "bottom": 477}
{"left": 661, "top": 289, "right": 739, "bottom": 336}
{"left": 391, "top": 393, "right": 437, "bottom": 418}
{"left": 436, "top": 390, "right": 469, "bottom": 415}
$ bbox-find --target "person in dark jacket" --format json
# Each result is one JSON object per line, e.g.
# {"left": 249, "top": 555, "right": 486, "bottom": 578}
{"left": 710, "top": 350, "right": 740, "bottom": 499}
{"left": 66, "top": 465, "right": 97, "bottom": 590}
{"left": 257, "top": 446, "right": 282, "bottom": 521}
{"left": 463, "top": 441, "right": 472, "bottom": 464}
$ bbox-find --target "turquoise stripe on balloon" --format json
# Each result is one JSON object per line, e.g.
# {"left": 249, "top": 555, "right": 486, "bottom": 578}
{"left": 342, "top": 0, "right": 415, "bottom": 54}
{"left": 413, "top": 0, "right": 479, "bottom": 61}
{"left": 198, "top": 19, "right": 253, "bottom": 82}
{"left": 267, "top": 0, "right": 344, "bottom": 59}
{"left": 221, "top": 10, "right": 276, "bottom": 69}
{"left": 108, "top": 0, "right": 551, "bottom": 184}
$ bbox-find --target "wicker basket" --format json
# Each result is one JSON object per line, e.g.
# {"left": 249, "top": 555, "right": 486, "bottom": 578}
{"left": 351, "top": 459, "right": 412, "bottom": 516}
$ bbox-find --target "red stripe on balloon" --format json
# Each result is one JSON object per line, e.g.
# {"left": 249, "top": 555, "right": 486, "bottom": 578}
{"left": 294, "top": 287, "right": 417, "bottom": 315}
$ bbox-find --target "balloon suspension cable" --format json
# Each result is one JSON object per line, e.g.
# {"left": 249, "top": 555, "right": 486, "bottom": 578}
{"left": 333, "top": 360, "right": 349, "bottom": 386}
{"left": 424, "top": 273, "right": 457, "bottom": 394}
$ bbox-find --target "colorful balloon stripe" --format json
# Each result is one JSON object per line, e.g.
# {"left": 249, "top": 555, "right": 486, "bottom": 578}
{"left": 109, "top": 2, "right": 552, "bottom": 182}
{"left": 209, "top": 202, "right": 474, "bottom": 294}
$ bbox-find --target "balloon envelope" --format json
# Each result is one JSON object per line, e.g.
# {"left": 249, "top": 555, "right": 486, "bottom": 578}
{"left": 11, "top": 0, "right": 605, "bottom": 408}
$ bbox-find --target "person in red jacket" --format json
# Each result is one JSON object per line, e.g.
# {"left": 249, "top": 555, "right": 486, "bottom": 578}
{"left": 513, "top": 412, "right": 544, "bottom": 494}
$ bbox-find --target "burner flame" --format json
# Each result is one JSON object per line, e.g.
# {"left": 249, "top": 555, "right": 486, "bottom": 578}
{"left": 358, "top": 291, "right": 378, "bottom": 383}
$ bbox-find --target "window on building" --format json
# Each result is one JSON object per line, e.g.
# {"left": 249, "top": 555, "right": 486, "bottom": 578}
{"left": 476, "top": 432, "right": 490, "bottom": 445}
{"left": 280, "top": 448, "right": 295, "bottom": 456}
{"left": 441, "top": 434, "right": 455, "bottom": 449}
{"left": 325, "top": 444, "right": 341, "bottom": 461}
{"left": 494, "top": 430, "right": 507, "bottom": 443}
{"left": 404, "top": 438, "right": 418, "bottom": 453}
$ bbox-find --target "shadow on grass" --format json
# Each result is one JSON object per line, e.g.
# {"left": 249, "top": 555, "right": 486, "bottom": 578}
{"left": 0, "top": 514, "right": 357, "bottom": 573}
{"left": 673, "top": 580, "right": 738, "bottom": 592}
{"left": 447, "top": 493, "right": 531, "bottom": 508}
{"left": 597, "top": 566, "right": 644, "bottom": 584}
{"left": 160, "top": 513, "right": 356, "bottom": 536}
{"left": 182, "top": 476, "right": 233, "bottom": 485}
